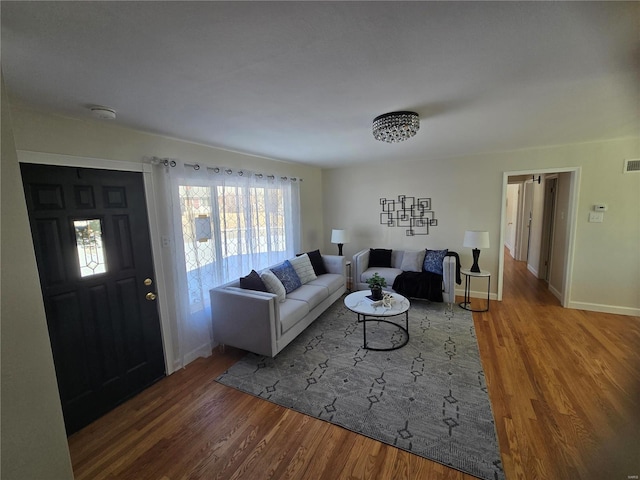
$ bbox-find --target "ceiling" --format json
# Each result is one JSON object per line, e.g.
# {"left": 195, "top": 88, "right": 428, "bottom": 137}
{"left": 2, "top": 1, "right": 638, "bottom": 168}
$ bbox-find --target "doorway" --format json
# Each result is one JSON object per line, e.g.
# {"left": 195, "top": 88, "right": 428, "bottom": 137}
{"left": 498, "top": 168, "right": 580, "bottom": 306}
{"left": 21, "top": 163, "right": 166, "bottom": 434}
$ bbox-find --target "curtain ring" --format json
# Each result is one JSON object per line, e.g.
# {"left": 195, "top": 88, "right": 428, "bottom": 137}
{"left": 226, "top": 169, "right": 233, "bottom": 175}
{"left": 238, "top": 170, "right": 244, "bottom": 176}
{"left": 193, "top": 164, "right": 200, "bottom": 170}
{"left": 255, "top": 173, "right": 263, "bottom": 179}
{"left": 213, "top": 167, "right": 220, "bottom": 173}
{"left": 281, "top": 176, "right": 287, "bottom": 181}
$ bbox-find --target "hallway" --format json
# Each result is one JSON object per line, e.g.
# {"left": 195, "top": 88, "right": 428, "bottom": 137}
{"left": 501, "top": 246, "right": 560, "bottom": 306}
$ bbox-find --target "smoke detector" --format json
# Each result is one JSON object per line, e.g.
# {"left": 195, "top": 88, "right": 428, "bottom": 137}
{"left": 89, "top": 105, "right": 116, "bottom": 120}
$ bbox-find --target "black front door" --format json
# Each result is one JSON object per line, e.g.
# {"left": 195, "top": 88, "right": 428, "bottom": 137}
{"left": 20, "top": 164, "right": 165, "bottom": 435}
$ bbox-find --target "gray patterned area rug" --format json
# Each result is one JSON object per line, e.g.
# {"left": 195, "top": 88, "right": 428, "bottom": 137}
{"left": 216, "top": 297, "right": 505, "bottom": 480}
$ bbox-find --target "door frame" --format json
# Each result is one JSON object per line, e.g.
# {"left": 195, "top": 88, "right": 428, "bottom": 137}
{"left": 539, "top": 175, "right": 558, "bottom": 282}
{"left": 497, "top": 166, "right": 581, "bottom": 306}
{"left": 17, "top": 150, "right": 176, "bottom": 374}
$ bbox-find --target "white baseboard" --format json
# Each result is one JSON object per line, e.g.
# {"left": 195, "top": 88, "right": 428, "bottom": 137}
{"left": 172, "top": 342, "right": 213, "bottom": 372}
{"left": 527, "top": 264, "right": 539, "bottom": 277}
{"left": 568, "top": 301, "right": 640, "bottom": 317}
{"left": 548, "top": 284, "right": 562, "bottom": 302}
{"left": 455, "top": 288, "right": 498, "bottom": 301}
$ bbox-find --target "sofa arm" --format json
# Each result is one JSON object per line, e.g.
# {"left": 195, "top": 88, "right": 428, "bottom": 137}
{"left": 210, "top": 287, "right": 279, "bottom": 357}
{"left": 352, "top": 249, "right": 370, "bottom": 286}
{"left": 442, "top": 256, "right": 457, "bottom": 304}
{"left": 322, "top": 254, "right": 346, "bottom": 276}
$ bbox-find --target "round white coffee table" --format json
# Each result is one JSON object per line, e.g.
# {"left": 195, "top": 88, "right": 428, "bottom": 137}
{"left": 344, "top": 290, "right": 411, "bottom": 351}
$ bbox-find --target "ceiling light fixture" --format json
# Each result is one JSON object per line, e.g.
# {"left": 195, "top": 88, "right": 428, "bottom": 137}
{"left": 89, "top": 105, "right": 116, "bottom": 120}
{"left": 372, "top": 111, "right": 420, "bottom": 143}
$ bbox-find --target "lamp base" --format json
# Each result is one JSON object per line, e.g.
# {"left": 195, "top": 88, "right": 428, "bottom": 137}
{"left": 337, "top": 243, "right": 343, "bottom": 256}
{"left": 470, "top": 248, "right": 481, "bottom": 273}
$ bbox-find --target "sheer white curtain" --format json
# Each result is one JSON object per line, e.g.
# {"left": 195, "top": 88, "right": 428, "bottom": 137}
{"left": 160, "top": 160, "right": 301, "bottom": 367}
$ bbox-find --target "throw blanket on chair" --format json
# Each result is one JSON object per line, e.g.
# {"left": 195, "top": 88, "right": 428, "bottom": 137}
{"left": 392, "top": 252, "right": 461, "bottom": 302}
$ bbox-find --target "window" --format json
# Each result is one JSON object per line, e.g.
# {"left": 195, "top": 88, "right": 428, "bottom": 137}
{"left": 162, "top": 162, "right": 301, "bottom": 367}
{"left": 73, "top": 219, "right": 107, "bottom": 277}
{"left": 178, "top": 179, "right": 299, "bottom": 310}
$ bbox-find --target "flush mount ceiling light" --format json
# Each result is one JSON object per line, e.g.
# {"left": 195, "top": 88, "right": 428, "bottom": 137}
{"left": 372, "top": 111, "right": 420, "bottom": 143}
{"left": 89, "top": 105, "right": 116, "bottom": 120}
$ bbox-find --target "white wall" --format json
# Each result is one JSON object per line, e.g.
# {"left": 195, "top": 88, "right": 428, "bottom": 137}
{"left": 505, "top": 184, "right": 519, "bottom": 256}
{"left": 527, "top": 177, "right": 546, "bottom": 277}
{"left": 323, "top": 137, "right": 640, "bottom": 315}
{"left": 1, "top": 79, "right": 74, "bottom": 478}
{"left": 548, "top": 172, "right": 572, "bottom": 300}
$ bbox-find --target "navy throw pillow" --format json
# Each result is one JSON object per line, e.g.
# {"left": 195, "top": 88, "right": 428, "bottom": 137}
{"left": 239, "top": 269, "right": 268, "bottom": 292}
{"left": 271, "top": 260, "right": 302, "bottom": 294}
{"left": 423, "top": 249, "right": 448, "bottom": 275}
{"left": 368, "top": 248, "right": 392, "bottom": 268}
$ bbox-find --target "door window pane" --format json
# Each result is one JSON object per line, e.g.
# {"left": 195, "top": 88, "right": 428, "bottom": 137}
{"left": 74, "top": 219, "right": 106, "bottom": 277}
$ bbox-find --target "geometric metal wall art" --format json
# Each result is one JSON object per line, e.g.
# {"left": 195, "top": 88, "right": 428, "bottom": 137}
{"left": 380, "top": 195, "right": 438, "bottom": 236}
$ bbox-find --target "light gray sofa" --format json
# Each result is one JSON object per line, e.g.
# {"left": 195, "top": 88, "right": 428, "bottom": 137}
{"left": 352, "top": 248, "right": 457, "bottom": 304}
{"left": 210, "top": 255, "right": 346, "bottom": 357}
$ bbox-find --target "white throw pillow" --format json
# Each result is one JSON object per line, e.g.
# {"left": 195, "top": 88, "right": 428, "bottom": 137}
{"left": 288, "top": 254, "right": 318, "bottom": 284}
{"left": 260, "top": 269, "right": 286, "bottom": 302}
{"left": 400, "top": 250, "right": 426, "bottom": 272}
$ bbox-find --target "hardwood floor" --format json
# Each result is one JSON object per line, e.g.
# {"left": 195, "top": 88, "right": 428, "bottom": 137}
{"left": 68, "top": 254, "right": 640, "bottom": 479}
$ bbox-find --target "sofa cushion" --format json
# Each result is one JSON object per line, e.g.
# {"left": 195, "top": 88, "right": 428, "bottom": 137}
{"left": 400, "top": 250, "right": 426, "bottom": 272}
{"left": 288, "top": 254, "right": 317, "bottom": 284}
{"left": 271, "top": 260, "right": 302, "bottom": 294}
{"left": 423, "top": 249, "right": 448, "bottom": 275}
{"left": 301, "top": 249, "right": 328, "bottom": 275}
{"left": 361, "top": 268, "right": 403, "bottom": 287}
{"left": 260, "top": 269, "right": 286, "bottom": 302}
{"left": 279, "top": 299, "right": 310, "bottom": 334}
{"left": 368, "top": 248, "right": 392, "bottom": 268}
{"left": 286, "top": 284, "right": 327, "bottom": 310}
{"left": 307, "top": 273, "right": 344, "bottom": 295}
{"left": 239, "top": 269, "right": 268, "bottom": 292}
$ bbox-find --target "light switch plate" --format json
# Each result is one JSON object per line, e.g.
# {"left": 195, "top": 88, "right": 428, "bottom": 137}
{"left": 589, "top": 212, "right": 604, "bottom": 223}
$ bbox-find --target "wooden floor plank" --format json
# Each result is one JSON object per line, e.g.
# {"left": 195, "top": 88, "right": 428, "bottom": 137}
{"left": 68, "top": 251, "right": 640, "bottom": 479}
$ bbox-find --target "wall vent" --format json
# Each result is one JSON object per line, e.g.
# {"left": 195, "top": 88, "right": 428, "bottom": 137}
{"left": 623, "top": 159, "right": 640, "bottom": 173}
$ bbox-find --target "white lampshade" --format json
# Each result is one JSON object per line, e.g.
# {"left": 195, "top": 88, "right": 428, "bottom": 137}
{"left": 331, "top": 229, "right": 350, "bottom": 244}
{"left": 463, "top": 230, "right": 490, "bottom": 249}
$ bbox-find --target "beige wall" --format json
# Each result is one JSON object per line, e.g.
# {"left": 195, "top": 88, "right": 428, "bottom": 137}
{"left": 1, "top": 80, "right": 74, "bottom": 478}
{"left": 323, "top": 137, "right": 640, "bottom": 315}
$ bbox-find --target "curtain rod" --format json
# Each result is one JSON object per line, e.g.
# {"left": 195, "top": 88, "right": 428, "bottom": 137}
{"left": 145, "top": 156, "right": 302, "bottom": 182}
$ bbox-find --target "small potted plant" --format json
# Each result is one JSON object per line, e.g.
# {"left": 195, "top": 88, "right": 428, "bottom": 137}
{"left": 366, "top": 272, "right": 387, "bottom": 300}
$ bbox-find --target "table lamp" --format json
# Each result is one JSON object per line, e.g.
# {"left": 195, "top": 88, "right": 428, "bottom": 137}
{"left": 463, "top": 230, "right": 490, "bottom": 273}
{"left": 331, "top": 229, "right": 350, "bottom": 256}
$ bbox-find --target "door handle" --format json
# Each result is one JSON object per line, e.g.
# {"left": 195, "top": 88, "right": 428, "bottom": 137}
{"left": 146, "top": 292, "right": 157, "bottom": 301}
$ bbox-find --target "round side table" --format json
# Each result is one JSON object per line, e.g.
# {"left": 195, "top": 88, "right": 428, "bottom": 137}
{"left": 459, "top": 268, "right": 491, "bottom": 312}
